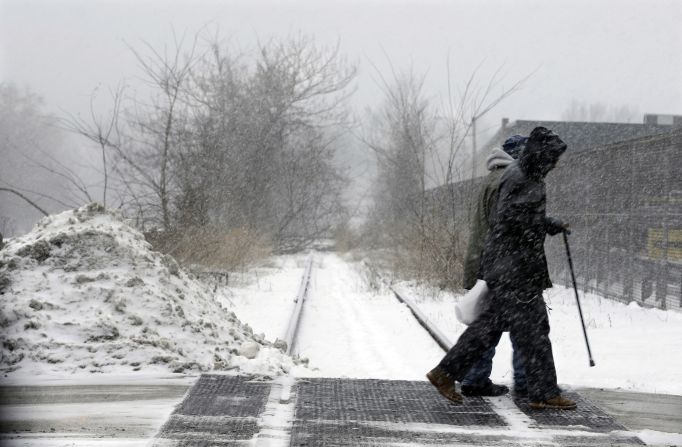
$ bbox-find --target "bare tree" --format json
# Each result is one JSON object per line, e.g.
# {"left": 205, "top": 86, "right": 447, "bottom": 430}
{"left": 125, "top": 32, "right": 200, "bottom": 229}
{"left": 60, "top": 84, "right": 125, "bottom": 208}
{"left": 0, "top": 187, "right": 49, "bottom": 216}
{"left": 360, "top": 67, "right": 442, "bottom": 281}
{"left": 362, "top": 60, "right": 529, "bottom": 288}
{"left": 174, "top": 34, "right": 355, "bottom": 251}
{"left": 60, "top": 31, "right": 354, "bottom": 262}
{"left": 63, "top": 33, "right": 200, "bottom": 230}
{"left": 0, "top": 83, "right": 74, "bottom": 235}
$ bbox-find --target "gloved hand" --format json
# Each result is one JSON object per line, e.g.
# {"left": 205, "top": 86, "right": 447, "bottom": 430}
{"left": 546, "top": 217, "right": 570, "bottom": 235}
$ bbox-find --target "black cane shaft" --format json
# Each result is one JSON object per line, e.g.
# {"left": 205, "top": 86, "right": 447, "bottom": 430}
{"left": 563, "top": 231, "right": 596, "bottom": 367}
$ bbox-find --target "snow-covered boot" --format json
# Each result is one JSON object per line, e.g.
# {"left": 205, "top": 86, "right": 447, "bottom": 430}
{"left": 426, "top": 366, "right": 462, "bottom": 403}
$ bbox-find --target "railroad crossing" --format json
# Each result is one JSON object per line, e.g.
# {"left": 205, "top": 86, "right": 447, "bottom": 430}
{"left": 151, "top": 257, "right": 645, "bottom": 446}
{"left": 152, "top": 374, "right": 644, "bottom": 446}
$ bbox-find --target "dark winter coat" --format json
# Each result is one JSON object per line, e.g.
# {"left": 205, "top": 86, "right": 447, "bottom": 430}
{"left": 462, "top": 149, "right": 514, "bottom": 289}
{"left": 480, "top": 127, "right": 567, "bottom": 291}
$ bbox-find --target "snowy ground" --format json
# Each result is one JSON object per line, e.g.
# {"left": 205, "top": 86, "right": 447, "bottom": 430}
{"left": 228, "top": 251, "right": 682, "bottom": 445}
{"left": 293, "top": 254, "right": 445, "bottom": 378}
{"left": 5, "top": 206, "right": 679, "bottom": 393}
{"left": 223, "top": 255, "right": 307, "bottom": 346}
{"left": 0, "top": 205, "right": 308, "bottom": 446}
{"left": 229, "top": 251, "right": 682, "bottom": 396}
{"left": 0, "top": 204, "right": 300, "bottom": 384}
{"left": 397, "top": 280, "right": 682, "bottom": 396}
{"left": 0, "top": 384, "right": 186, "bottom": 447}
{"left": 229, "top": 253, "right": 447, "bottom": 379}
{"left": 2, "top": 237, "right": 681, "bottom": 445}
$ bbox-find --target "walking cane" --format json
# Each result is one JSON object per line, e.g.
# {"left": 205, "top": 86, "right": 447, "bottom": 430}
{"left": 562, "top": 231, "right": 596, "bottom": 367}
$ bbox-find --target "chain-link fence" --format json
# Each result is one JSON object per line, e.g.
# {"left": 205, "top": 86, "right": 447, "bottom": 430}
{"left": 440, "top": 128, "right": 682, "bottom": 311}
{"left": 544, "top": 129, "right": 681, "bottom": 311}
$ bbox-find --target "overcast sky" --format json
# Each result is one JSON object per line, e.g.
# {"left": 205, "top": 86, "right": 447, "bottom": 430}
{"left": 2, "top": 0, "right": 681, "bottom": 140}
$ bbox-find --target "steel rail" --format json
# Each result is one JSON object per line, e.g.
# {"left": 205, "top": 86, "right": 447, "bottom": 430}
{"left": 363, "top": 260, "right": 453, "bottom": 353}
{"left": 283, "top": 255, "right": 314, "bottom": 356}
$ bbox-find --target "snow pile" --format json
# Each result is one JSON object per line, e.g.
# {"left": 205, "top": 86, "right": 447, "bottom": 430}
{"left": 0, "top": 203, "right": 297, "bottom": 381}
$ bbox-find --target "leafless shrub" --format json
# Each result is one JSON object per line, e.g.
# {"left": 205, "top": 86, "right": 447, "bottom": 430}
{"left": 61, "top": 30, "right": 355, "bottom": 259}
{"left": 333, "top": 221, "right": 358, "bottom": 253}
{"left": 362, "top": 60, "right": 527, "bottom": 290}
{"left": 146, "top": 227, "right": 272, "bottom": 271}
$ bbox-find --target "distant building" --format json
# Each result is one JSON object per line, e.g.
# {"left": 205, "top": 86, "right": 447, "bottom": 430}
{"left": 474, "top": 114, "right": 681, "bottom": 177}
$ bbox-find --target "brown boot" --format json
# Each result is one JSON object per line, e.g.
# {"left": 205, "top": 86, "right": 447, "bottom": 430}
{"left": 529, "top": 394, "right": 577, "bottom": 410}
{"left": 426, "top": 366, "right": 462, "bottom": 403}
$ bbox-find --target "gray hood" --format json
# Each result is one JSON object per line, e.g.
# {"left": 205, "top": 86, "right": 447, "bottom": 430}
{"left": 486, "top": 148, "right": 514, "bottom": 171}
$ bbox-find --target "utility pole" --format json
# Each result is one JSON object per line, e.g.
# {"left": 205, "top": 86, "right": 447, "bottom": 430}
{"left": 467, "top": 115, "right": 479, "bottom": 221}
{"left": 471, "top": 116, "right": 477, "bottom": 184}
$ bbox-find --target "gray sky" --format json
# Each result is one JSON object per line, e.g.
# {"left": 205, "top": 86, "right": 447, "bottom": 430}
{"left": 2, "top": 0, "right": 681, "bottom": 143}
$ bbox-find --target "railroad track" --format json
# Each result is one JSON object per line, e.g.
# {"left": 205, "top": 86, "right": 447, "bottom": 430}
{"left": 361, "top": 259, "right": 453, "bottom": 353}
{"left": 282, "top": 254, "right": 314, "bottom": 356}
{"left": 281, "top": 255, "right": 451, "bottom": 362}
{"left": 155, "top": 254, "right": 645, "bottom": 447}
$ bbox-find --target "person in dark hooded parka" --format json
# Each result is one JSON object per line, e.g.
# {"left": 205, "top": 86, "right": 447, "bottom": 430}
{"left": 427, "top": 126, "right": 576, "bottom": 410}
{"left": 459, "top": 135, "right": 528, "bottom": 398}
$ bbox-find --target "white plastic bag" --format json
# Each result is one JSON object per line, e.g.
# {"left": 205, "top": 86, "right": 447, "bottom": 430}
{"left": 455, "top": 279, "right": 488, "bottom": 325}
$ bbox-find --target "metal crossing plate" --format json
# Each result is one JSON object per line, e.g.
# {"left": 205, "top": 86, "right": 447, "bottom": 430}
{"left": 175, "top": 374, "right": 271, "bottom": 417}
{"left": 290, "top": 378, "right": 508, "bottom": 446}
{"left": 294, "top": 378, "right": 506, "bottom": 426}
{"left": 153, "top": 374, "right": 271, "bottom": 445}
{"left": 514, "top": 391, "right": 634, "bottom": 432}
{"left": 152, "top": 375, "right": 644, "bottom": 446}
{"left": 290, "top": 420, "right": 517, "bottom": 446}
{"left": 512, "top": 391, "right": 646, "bottom": 446}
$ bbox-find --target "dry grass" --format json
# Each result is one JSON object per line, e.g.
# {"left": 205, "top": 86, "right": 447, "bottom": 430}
{"left": 145, "top": 227, "right": 272, "bottom": 271}
{"left": 362, "top": 221, "right": 467, "bottom": 291}
{"left": 334, "top": 223, "right": 359, "bottom": 253}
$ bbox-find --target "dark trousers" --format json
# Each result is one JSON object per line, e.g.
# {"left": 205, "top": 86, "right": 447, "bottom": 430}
{"left": 461, "top": 333, "right": 526, "bottom": 390}
{"left": 439, "top": 285, "right": 560, "bottom": 402}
